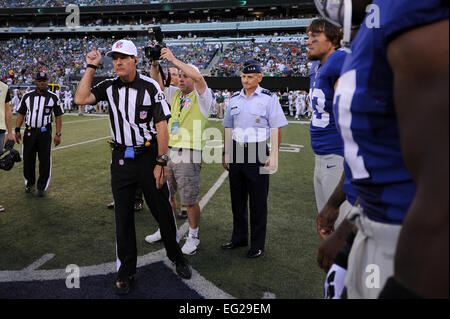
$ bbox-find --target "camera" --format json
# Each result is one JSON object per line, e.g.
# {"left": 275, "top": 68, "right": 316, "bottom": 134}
{"left": 145, "top": 26, "right": 166, "bottom": 61}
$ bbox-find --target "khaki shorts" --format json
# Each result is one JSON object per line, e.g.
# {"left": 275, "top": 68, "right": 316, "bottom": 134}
{"left": 314, "top": 153, "right": 344, "bottom": 213}
{"left": 167, "top": 148, "right": 202, "bottom": 206}
{"left": 345, "top": 205, "right": 402, "bottom": 299}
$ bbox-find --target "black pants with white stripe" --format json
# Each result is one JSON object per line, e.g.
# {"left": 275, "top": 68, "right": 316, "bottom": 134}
{"left": 22, "top": 126, "right": 52, "bottom": 191}
{"left": 228, "top": 141, "right": 270, "bottom": 252}
{"left": 111, "top": 143, "right": 184, "bottom": 280}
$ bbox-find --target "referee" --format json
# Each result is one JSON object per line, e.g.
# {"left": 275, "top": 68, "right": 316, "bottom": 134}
{"left": 75, "top": 40, "right": 191, "bottom": 295}
{"left": 15, "top": 72, "right": 63, "bottom": 197}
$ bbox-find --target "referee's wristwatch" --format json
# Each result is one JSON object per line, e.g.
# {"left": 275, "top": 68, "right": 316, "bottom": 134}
{"left": 56, "top": 132, "right": 62, "bottom": 137}
{"left": 156, "top": 154, "right": 169, "bottom": 166}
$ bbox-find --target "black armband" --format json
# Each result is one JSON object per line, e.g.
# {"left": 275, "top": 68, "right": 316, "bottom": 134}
{"left": 155, "top": 161, "right": 167, "bottom": 167}
{"left": 378, "top": 277, "right": 422, "bottom": 299}
{"left": 15, "top": 127, "right": 21, "bottom": 133}
{"left": 87, "top": 64, "right": 98, "bottom": 70}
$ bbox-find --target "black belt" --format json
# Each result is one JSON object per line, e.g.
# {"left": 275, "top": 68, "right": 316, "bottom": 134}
{"left": 109, "top": 140, "right": 154, "bottom": 155}
{"left": 26, "top": 124, "right": 51, "bottom": 132}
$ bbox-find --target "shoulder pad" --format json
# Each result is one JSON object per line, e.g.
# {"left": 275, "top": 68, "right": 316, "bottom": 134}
{"left": 261, "top": 89, "right": 274, "bottom": 97}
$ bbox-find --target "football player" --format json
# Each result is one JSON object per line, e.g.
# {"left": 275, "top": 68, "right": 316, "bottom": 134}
{"left": 307, "top": 18, "right": 352, "bottom": 229}
{"left": 316, "top": 0, "right": 448, "bottom": 298}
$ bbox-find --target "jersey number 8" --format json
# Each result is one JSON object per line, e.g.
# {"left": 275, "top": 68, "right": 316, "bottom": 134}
{"left": 310, "top": 88, "right": 330, "bottom": 128}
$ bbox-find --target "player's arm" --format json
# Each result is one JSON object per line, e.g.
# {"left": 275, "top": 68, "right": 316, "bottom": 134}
{"left": 317, "top": 218, "right": 355, "bottom": 272}
{"left": 317, "top": 171, "right": 346, "bottom": 238}
{"left": 75, "top": 46, "right": 102, "bottom": 106}
{"left": 385, "top": 19, "right": 449, "bottom": 298}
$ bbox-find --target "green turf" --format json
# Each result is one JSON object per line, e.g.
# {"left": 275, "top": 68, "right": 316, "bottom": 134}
{"left": 0, "top": 114, "right": 325, "bottom": 299}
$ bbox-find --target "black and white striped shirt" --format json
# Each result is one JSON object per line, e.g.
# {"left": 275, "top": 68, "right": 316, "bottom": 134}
{"left": 92, "top": 74, "right": 171, "bottom": 147}
{"left": 18, "top": 90, "right": 64, "bottom": 128}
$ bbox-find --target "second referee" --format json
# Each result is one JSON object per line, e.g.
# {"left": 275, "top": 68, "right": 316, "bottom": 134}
{"left": 15, "top": 71, "right": 63, "bottom": 197}
{"left": 75, "top": 40, "right": 192, "bottom": 295}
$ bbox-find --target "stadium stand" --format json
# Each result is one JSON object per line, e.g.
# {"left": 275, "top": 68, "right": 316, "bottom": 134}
{"left": 0, "top": 0, "right": 316, "bottom": 91}
{"left": 1, "top": 0, "right": 226, "bottom": 8}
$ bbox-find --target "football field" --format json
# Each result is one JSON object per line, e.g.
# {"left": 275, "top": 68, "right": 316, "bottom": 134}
{"left": 0, "top": 114, "right": 325, "bottom": 299}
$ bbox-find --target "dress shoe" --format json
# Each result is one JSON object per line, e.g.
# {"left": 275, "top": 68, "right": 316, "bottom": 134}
{"left": 37, "top": 189, "right": 45, "bottom": 197}
{"left": 247, "top": 249, "right": 264, "bottom": 258}
{"left": 134, "top": 201, "right": 143, "bottom": 211}
{"left": 114, "top": 275, "right": 134, "bottom": 295}
{"left": 175, "top": 260, "right": 192, "bottom": 279}
{"left": 221, "top": 241, "right": 247, "bottom": 250}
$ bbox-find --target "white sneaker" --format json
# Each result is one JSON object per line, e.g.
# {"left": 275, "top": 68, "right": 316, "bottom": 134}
{"left": 145, "top": 229, "right": 161, "bottom": 244}
{"left": 181, "top": 235, "right": 200, "bottom": 255}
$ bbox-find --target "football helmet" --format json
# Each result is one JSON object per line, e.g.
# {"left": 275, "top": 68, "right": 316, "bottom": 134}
{"left": 314, "top": 0, "right": 353, "bottom": 50}
{"left": 0, "top": 149, "right": 21, "bottom": 171}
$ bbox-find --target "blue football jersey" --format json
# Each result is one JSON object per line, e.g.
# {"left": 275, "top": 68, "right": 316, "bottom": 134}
{"left": 343, "top": 161, "right": 358, "bottom": 206}
{"left": 334, "top": 0, "right": 449, "bottom": 224}
{"left": 309, "top": 49, "right": 346, "bottom": 156}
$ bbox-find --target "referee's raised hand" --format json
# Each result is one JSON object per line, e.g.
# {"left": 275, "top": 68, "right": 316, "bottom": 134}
{"left": 86, "top": 46, "right": 102, "bottom": 66}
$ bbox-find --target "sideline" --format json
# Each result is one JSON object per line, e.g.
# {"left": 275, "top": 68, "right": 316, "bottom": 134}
{"left": 0, "top": 168, "right": 233, "bottom": 299}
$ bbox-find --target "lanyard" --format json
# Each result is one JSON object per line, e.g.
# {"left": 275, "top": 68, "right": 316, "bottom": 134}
{"left": 179, "top": 94, "right": 186, "bottom": 119}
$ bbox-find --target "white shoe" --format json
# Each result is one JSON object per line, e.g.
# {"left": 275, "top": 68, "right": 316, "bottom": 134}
{"left": 145, "top": 229, "right": 161, "bottom": 244}
{"left": 181, "top": 235, "right": 200, "bottom": 255}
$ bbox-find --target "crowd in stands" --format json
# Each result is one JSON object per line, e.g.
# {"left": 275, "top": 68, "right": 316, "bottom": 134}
{"left": 0, "top": 36, "right": 220, "bottom": 85}
{"left": 211, "top": 41, "right": 312, "bottom": 77}
{"left": 0, "top": 36, "right": 311, "bottom": 86}
{"left": 0, "top": 37, "right": 111, "bottom": 86}
{"left": 1, "top": 0, "right": 224, "bottom": 8}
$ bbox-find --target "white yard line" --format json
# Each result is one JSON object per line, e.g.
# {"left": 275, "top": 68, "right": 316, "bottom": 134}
{"left": 0, "top": 164, "right": 233, "bottom": 299}
{"left": 21, "top": 254, "right": 55, "bottom": 271}
{"left": 52, "top": 136, "right": 111, "bottom": 151}
{"left": 61, "top": 118, "right": 108, "bottom": 125}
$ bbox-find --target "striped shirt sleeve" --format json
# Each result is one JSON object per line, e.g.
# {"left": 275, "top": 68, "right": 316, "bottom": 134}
{"left": 151, "top": 85, "right": 171, "bottom": 124}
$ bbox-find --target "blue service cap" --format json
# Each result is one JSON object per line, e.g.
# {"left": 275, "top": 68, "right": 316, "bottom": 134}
{"left": 242, "top": 60, "right": 262, "bottom": 74}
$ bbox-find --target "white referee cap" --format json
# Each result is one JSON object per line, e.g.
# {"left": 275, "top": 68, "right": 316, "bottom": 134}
{"left": 106, "top": 39, "right": 138, "bottom": 57}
